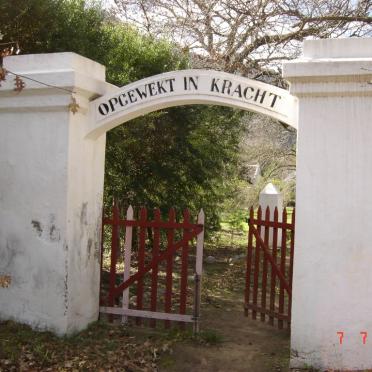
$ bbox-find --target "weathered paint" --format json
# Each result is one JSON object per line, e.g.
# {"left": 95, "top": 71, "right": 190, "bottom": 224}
{"left": 284, "top": 37, "right": 372, "bottom": 371}
{"left": 0, "top": 53, "right": 112, "bottom": 335}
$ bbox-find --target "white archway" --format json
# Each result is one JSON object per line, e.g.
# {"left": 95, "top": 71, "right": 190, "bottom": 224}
{"left": 87, "top": 69, "right": 297, "bottom": 139}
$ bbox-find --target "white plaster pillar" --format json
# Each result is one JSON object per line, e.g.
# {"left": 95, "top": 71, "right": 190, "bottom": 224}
{"left": 259, "top": 183, "right": 283, "bottom": 245}
{"left": 283, "top": 38, "right": 372, "bottom": 370}
{"left": 0, "top": 53, "right": 115, "bottom": 334}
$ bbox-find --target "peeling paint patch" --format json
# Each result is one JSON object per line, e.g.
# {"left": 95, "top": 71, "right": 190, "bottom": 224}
{"left": 48, "top": 214, "right": 60, "bottom": 242}
{"left": 0, "top": 238, "right": 23, "bottom": 271}
{"left": 94, "top": 218, "right": 101, "bottom": 261}
{"left": 64, "top": 245, "right": 68, "bottom": 316}
{"left": 87, "top": 238, "right": 92, "bottom": 261}
{"left": 31, "top": 220, "right": 42, "bottom": 236}
{"left": 94, "top": 241, "right": 100, "bottom": 262}
{"left": 0, "top": 275, "right": 11, "bottom": 288}
{"left": 49, "top": 224, "right": 60, "bottom": 241}
{"left": 80, "top": 203, "right": 88, "bottom": 226}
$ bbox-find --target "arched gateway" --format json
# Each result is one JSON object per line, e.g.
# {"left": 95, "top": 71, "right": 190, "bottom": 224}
{"left": 87, "top": 69, "right": 297, "bottom": 138}
{"left": 1, "top": 38, "right": 372, "bottom": 371}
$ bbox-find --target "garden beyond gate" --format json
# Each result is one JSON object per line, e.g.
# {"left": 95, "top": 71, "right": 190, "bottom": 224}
{"left": 245, "top": 206, "right": 295, "bottom": 329}
{"left": 100, "top": 203, "right": 205, "bottom": 332}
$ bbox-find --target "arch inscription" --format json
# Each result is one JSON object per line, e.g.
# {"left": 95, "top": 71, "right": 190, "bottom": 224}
{"left": 87, "top": 70, "right": 297, "bottom": 138}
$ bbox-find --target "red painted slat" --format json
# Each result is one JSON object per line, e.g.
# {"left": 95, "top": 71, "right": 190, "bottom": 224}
{"left": 150, "top": 209, "right": 161, "bottom": 327}
{"left": 245, "top": 207, "right": 255, "bottom": 317}
{"left": 252, "top": 206, "right": 262, "bottom": 320}
{"left": 108, "top": 201, "right": 120, "bottom": 322}
{"left": 179, "top": 209, "right": 190, "bottom": 329}
{"left": 288, "top": 208, "right": 296, "bottom": 326}
{"left": 269, "top": 207, "right": 279, "bottom": 326}
{"left": 278, "top": 208, "right": 288, "bottom": 329}
{"left": 260, "top": 206, "right": 270, "bottom": 322}
{"left": 165, "top": 208, "right": 176, "bottom": 328}
{"left": 136, "top": 207, "right": 147, "bottom": 325}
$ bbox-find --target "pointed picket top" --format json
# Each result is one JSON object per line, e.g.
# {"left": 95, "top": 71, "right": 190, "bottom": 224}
{"left": 274, "top": 206, "right": 279, "bottom": 221}
{"left": 260, "top": 182, "right": 280, "bottom": 195}
{"left": 139, "top": 206, "right": 147, "bottom": 220}
{"left": 249, "top": 206, "right": 254, "bottom": 223}
{"left": 112, "top": 199, "right": 119, "bottom": 219}
{"left": 265, "top": 206, "right": 270, "bottom": 221}
{"left": 257, "top": 205, "right": 262, "bottom": 219}
{"left": 197, "top": 209, "right": 205, "bottom": 224}
{"left": 282, "top": 207, "right": 288, "bottom": 222}
{"left": 126, "top": 205, "right": 134, "bottom": 219}
{"left": 168, "top": 207, "right": 176, "bottom": 222}
{"left": 154, "top": 208, "right": 161, "bottom": 220}
{"left": 183, "top": 208, "right": 191, "bottom": 222}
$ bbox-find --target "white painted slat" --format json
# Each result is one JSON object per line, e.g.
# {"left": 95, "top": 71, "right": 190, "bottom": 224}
{"left": 122, "top": 205, "right": 133, "bottom": 324}
{"left": 195, "top": 209, "right": 205, "bottom": 276}
{"left": 100, "top": 307, "right": 193, "bottom": 323}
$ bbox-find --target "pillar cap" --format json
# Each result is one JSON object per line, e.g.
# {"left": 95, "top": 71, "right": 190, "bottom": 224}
{"left": 283, "top": 38, "right": 372, "bottom": 79}
{"left": 303, "top": 38, "right": 372, "bottom": 59}
{"left": 0, "top": 53, "right": 118, "bottom": 112}
{"left": 4, "top": 52, "right": 105, "bottom": 81}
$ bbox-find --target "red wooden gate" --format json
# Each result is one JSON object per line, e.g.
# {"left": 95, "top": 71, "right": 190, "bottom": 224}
{"left": 100, "top": 203, "right": 205, "bottom": 331}
{"left": 244, "top": 206, "right": 295, "bottom": 329}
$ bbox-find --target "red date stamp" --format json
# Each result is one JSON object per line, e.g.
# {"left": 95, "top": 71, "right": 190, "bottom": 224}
{"left": 337, "top": 331, "right": 368, "bottom": 344}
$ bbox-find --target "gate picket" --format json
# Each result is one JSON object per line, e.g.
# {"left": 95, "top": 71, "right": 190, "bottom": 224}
{"left": 179, "top": 209, "right": 190, "bottom": 329}
{"left": 165, "top": 208, "right": 176, "bottom": 328}
{"left": 269, "top": 207, "right": 279, "bottom": 326}
{"left": 252, "top": 206, "right": 262, "bottom": 320}
{"left": 136, "top": 207, "right": 147, "bottom": 325}
{"left": 122, "top": 205, "right": 133, "bottom": 324}
{"left": 244, "top": 207, "right": 254, "bottom": 317}
{"left": 261, "top": 207, "right": 270, "bottom": 322}
{"left": 278, "top": 209, "right": 287, "bottom": 329}
{"left": 150, "top": 209, "right": 161, "bottom": 327}
{"left": 245, "top": 206, "right": 295, "bottom": 329}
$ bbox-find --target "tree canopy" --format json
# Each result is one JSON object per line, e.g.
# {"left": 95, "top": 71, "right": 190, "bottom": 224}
{"left": 114, "top": 0, "right": 372, "bottom": 82}
{"left": 1, "top": 0, "right": 246, "bottom": 229}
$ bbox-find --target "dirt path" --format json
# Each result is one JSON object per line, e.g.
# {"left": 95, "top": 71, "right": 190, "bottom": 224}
{"left": 160, "top": 301, "right": 290, "bottom": 372}
{"left": 159, "top": 257, "right": 291, "bottom": 372}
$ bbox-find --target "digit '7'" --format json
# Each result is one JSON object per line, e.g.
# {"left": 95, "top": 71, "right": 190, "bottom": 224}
{"left": 361, "top": 332, "right": 367, "bottom": 344}
{"left": 337, "top": 331, "right": 344, "bottom": 344}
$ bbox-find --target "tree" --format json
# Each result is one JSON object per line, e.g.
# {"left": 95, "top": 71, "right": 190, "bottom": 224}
{"left": 0, "top": 0, "right": 246, "bottom": 230}
{"left": 113, "top": 0, "right": 372, "bottom": 82}
{"left": 106, "top": 105, "right": 245, "bottom": 229}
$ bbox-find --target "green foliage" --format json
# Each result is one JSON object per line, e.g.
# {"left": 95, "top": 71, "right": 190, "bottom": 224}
{"left": 0, "top": 0, "right": 107, "bottom": 59}
{"left": 1, "top": 0, "right": 246, "bottom": 232}
{"left": 105, "top": 105, "right": 244, "bottom": 230}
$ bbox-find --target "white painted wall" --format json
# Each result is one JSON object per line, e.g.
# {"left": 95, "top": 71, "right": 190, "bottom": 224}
{"left": 0, "top": 53, "right": 113, "bottom": 334}
{"left": 283, "top": 38, "right": 372, "bottom": 371}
